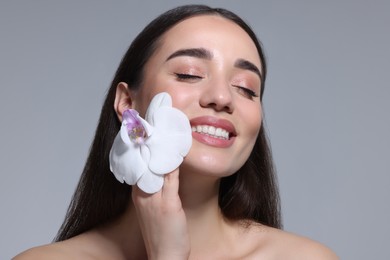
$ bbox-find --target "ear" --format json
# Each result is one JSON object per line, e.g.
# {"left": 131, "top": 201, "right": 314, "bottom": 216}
{"left": 114, "top": 82, "right": 134, "bottom": 122}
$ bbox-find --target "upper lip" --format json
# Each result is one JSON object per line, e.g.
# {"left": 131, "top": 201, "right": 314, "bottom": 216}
{"left": 190, "top": 116, "right": 237, "bottom": 136}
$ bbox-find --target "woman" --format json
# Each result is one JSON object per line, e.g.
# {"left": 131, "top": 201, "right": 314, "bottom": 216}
{"left": 15, "top": 5, "right": 337, "bottom": 259}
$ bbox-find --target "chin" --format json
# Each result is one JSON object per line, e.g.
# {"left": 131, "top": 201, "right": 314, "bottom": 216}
{"left": 180, "top": 152, "right": 243, "bottom": 178}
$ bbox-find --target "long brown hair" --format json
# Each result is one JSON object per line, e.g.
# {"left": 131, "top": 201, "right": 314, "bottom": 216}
{"left": 55, "top": 4, "right": 281, "bottom": 241}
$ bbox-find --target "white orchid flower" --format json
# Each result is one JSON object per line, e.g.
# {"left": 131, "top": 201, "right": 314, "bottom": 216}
{"left": 109, "top": 92, "right": 192, "bottom": 193}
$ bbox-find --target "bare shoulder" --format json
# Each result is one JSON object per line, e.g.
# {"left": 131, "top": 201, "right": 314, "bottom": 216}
{"left": 13, "top": 242, "right": 77, "bottom": 260}
{"left": 269, "top": 227, "right": 339, "bottom": 259}
{"left": 245, "top": 224, "right": 339, "bottom": 259}
{"left": 13, "top": 234, "right": 99, "bottom": 260}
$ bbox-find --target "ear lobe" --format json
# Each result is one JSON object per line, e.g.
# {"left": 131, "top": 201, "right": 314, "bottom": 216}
{"left": 114, "top": 82, "right": 133, "bottom": 122}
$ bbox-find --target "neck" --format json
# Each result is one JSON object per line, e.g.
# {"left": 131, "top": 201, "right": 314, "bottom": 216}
{"left": 179, "top": 170, "right": 231, "bottom": 254}
{"left": 100, "top": 169, "right": 234, "bottom": 259}
{"left": 95, "top": 204, "right": 147, "bottom": 260}
{"left": 179, "top": 168, "right": 220, "bottom": 211}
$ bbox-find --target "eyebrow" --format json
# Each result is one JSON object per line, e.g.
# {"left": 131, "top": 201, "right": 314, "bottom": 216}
{"left": 166, "top": 48, "right": 213, "bottom": 61}
{"left": 234, "top": 59, "right": 262, "bottom": 80}
{"left": 166, "top": 48, "right": 262, "bottom": 80}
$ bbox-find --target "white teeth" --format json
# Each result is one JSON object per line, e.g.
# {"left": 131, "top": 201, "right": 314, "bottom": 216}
{"left": 191, "top": 125, "right": 230, "bottom": 139}
{"left": 208, "top": 126, "right": 216, "bottom": 135}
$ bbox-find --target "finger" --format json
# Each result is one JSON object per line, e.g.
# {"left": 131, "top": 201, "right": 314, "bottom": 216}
{"left": 161, "top": 168, "right": 180, "bottom": 199}
{"left": 131, "top": 183, "right": 159, "bottom": 206}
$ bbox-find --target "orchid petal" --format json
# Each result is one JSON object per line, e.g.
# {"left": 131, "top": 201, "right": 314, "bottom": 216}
{"left": 109, "top": 126, "right": 148, "bottom": 184}
{"left": 109, "top": 92, "right": 192, "bottom": 193}
{"left": 145, "top": 92, "right": 172, "bottom": 125}
{"left": 139, "top": 117, "right": 154, "bottom": 137}
{"left": 146, "top": 107, "right": 192, "bottom": 174}
{"left": 136, "top": 170, "right": 164, "bottom": 194}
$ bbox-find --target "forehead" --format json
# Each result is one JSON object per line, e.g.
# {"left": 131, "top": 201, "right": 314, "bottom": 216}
{"left": 154, "top": 15, "right": 261, "bottom": 69}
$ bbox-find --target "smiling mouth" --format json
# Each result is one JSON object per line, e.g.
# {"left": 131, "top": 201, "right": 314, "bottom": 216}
{"left": 191, "top": 125, "right": 231, "bottom": 140}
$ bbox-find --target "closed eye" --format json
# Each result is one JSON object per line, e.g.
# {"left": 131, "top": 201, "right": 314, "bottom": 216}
{"left": 175, "top": 73, "right": 203, "bottom": 81}
{"left": 233, "top": 85, "right": 259, "bottom": 100}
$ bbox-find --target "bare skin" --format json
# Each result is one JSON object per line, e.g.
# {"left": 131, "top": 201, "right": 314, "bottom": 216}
{"left": 15, "top": 170, "right": 337, "bottom": 260}
{"left": 14, "top": 15, "right": 338, "bottom": 260}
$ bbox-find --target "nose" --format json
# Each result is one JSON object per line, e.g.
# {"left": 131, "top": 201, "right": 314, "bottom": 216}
{"left": 199, "top": 79, "right": 234, "bottom": 113}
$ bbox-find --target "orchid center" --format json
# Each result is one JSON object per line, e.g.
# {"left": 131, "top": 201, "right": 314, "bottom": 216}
{"left": 129, "top": 126, "right": 146, "bottom": 144}
{"left": 123, "top": 109, "right": 147, "bottom": 144}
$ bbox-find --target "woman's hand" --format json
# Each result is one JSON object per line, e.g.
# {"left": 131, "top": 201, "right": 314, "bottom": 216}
{"left": 132, "top": 169, "right": 190, "bottom": 260}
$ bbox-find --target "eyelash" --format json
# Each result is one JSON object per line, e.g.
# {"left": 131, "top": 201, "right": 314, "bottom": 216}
{"left": 175, "top": 73, "right": 203, "bottom": 81}
{"left": 234, "top": 85, "right": 259, "bottom": 99}
{"left": 174, "top": 73, "right": 258, "bottom": 99}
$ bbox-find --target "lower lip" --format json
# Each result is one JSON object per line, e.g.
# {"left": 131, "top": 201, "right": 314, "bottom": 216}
{"left": 192, "top": 132, "right": 235, "bottom": 148}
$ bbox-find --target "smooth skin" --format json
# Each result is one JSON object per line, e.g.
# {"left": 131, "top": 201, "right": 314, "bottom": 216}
{"left": 15, "top": 15, "right": 338, "bottom": 259}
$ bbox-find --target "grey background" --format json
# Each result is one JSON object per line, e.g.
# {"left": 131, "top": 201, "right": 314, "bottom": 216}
{"left": 1, "top": 1, "right": 389, "bottom": 259}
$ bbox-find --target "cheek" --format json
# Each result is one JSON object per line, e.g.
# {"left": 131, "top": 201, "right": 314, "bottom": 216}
{"left": 236, "top": 110, "right": 261, "bottom": 168}
{"left": 140, "top": 70, "right": 199, "bottom": 113}
{"left": 164, "top": 88, "right": 198, "bottom": 113}
{"left": 134, "top": 88, "right": 195, "bottom": 120}
{"left": 132, "top": 83, "right": 172, "bottom": 116}
{"left": 242, "top": 104, "right": 262, "bottom": 138}
{"left": 252, "top": 114, "right": 262, "bottom": 138}
{"left": 132, "top": 92, "right": 150, "bottom": 117}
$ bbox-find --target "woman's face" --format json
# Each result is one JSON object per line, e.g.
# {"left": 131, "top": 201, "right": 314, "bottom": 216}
{"left": 131, "top": 15, "right": 262, "bottom": 177}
